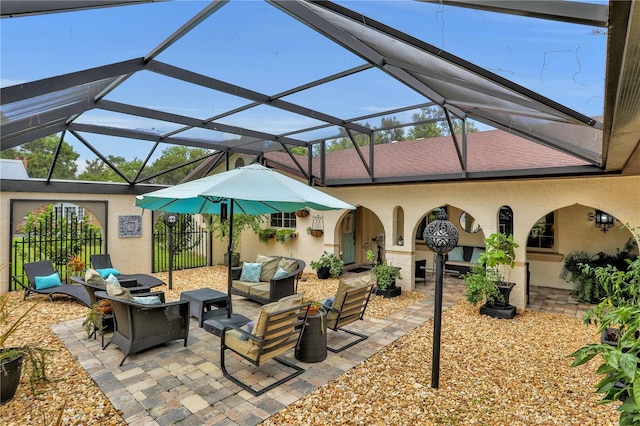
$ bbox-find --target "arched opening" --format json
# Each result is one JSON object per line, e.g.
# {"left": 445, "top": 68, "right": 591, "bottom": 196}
{"left": 526, "top": 203, "right": 636, "bottom": 307}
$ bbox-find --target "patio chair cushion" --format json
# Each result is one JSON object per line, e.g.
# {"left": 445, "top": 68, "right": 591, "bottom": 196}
{"left": 273, "top": 268, "right": 288, "bottom": 279}
{"left": 248, "top": 293, "right": 304, "bottom": 356}
{"left": 256, "top": 254, "right": 281, "bottom": 282}
{"left": 96, "top": 268, "right": 121, "bottom": 278}
{"left": 240, "top": 262, "right": 263, "bottom": 283}
{"left": 84, "top": 269, "right": 106, "bottom": 287}
{"left": 277, "top": 257, "right": 299, "bottom": 274}
{"left": 34, "top": 272, "right": 62, "bottom": 290}
{"left": 328, "top": 276, "right": 371, "bottom": 322}
{"left": 248, "top": 283, "right": 271, "bottom": 300}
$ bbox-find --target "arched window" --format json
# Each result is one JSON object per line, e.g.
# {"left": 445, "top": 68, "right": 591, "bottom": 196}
{"left": 499, "top": 206, "right": 513, "bottom": 236}
{"left": 234, "top": 157, "right": 245, "bottom": 169}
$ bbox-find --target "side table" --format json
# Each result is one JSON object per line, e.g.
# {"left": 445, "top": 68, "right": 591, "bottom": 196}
{"left": 179, "top": 288, "right": 228, "bottom": 327}
{"left": 295, "top": 310, "right": 327, "bottom": 363}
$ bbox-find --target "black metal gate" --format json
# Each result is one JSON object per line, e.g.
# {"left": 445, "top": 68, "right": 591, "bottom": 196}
{"left": 152, "top": 214, "right": 211, "bottom": 273}
{"left": 10, "top": 205, "right": 103, "bottom": 291}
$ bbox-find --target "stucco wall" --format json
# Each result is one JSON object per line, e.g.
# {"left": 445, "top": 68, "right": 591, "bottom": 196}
{"left": 2, "top": 175, "right": 639, "bottom": 312}
{"left": 0, "top": 192, "right": 154, "bottom": 293}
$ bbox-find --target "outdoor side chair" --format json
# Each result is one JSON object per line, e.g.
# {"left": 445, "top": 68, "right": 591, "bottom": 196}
{"left": 22, "top": 260, "right": 91, "bottom": 307}
{"left": 325, "top": 276, "right": 374, "bottom": 353}
{"left": 96, "top": 290, "right": 190, "bottom": 366}
{"left": 75, "top": 274, "right": 153, "bottom": 348}
{"left": 90, "top": 254, "right": 165, "bottom": 289}
{"left": 220, "top": 294, "right": 310, "bottom": 396}
{"left": 415, "top": 259, "right": 428, "bottom": 286}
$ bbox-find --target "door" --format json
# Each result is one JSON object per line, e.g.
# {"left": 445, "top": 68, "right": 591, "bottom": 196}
{"left": 342, "top": 212, "right": 356, "bottom": 265}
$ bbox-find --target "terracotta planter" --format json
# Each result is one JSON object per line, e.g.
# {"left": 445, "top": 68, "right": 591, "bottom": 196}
{"left": 309, "top": 229, "right": 323, "bottom": 237}
{"left": 295, "top": 209, "right": 310, "bottom": 218}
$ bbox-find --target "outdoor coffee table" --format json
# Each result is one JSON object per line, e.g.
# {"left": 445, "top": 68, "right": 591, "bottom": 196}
{"left": 179, "top": 288, "right": 228, "bottom": 327}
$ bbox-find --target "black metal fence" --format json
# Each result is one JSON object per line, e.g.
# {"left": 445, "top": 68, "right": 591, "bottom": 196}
{"left": 9, "top": 208, "right": 212, "bottom": 290}
{"left": 11, "top": 211, "right": 103, "bottom": 291}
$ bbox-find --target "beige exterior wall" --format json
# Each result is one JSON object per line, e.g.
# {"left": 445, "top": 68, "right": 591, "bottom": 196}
{"left": 0, "top": 192, "right": 155, "bottom": 293}
{"left": 2, "top": 175, "right": 639, "bottom": 313}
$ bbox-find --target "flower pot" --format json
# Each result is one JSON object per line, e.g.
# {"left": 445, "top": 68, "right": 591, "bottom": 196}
{"left": 96, "top": 306, "right": 112, "bottom": 315}
{"left": 224, "top": 252, "right": 240, "bottom": 267}
{"left": 1, "top": 349, "right": 24, "bottom": 404}
{"left": 488, "top": 282, "right": 515, "bottom": 308}
{"left": 316, "top": 267, "right": 331, "bottom": 280}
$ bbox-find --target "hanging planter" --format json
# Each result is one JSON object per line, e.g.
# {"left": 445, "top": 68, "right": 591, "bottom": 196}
{"left": 295, "top": 208, "right": 310, "bottom": 218}
{"left": 275, "top": 229, "right": 297, "bottom": 243}
{"left": 307, "top": 215, "right": 324, "bottom": 237}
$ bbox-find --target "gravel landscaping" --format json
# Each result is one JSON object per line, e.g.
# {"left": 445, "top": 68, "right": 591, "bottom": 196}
{"left": 1, "top": 265, "right": 618, "bottom": 425}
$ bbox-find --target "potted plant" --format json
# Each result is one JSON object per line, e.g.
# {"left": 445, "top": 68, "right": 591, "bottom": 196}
{"left": 207, "top": 213, "right": 265, "bottom": 266}
{"left": 307, "top": 227, "right": 323, "bottom": 238}
{"left": 366, "top": 249, "right": 402, "bottom": 297}
{"left": 463, "top": 232, "right": 519, "bottom": 318}
{"left": 569, "top": 228, "right": 640, "bottom": 423}
{"left": 310, "top": 251, "right": 344, "bottom": 279}
{"left": 275, "top": 229, "right": 297, "bottom": 243}
{"left": 295, "top": 208, "right": 310, "bottom": 218}
{"left": 258, "top": 228, "right": 277, "bottom": 242}
{"left": 0, "top": 293, "right": 49, "bottom": 404}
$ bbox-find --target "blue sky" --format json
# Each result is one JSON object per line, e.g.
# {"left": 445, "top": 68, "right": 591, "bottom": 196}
{"left": 1, "top": 0, "right": 607, "bottom": 170}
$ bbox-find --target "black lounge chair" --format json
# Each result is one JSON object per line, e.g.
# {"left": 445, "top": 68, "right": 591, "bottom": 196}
{"left": 96, "top": 290, "right": 190, "bottom": 366}
{"left": 220, "top": 294, "right": 310, "bottom": 396}
{"left": 325, "top": 277, "right": 374, "bottom": 353}
{"left": 90, "top": 254, "right": 164, "bottom": 289}
{"left": 23, "top": 260, "right": 91, "bottom": 307}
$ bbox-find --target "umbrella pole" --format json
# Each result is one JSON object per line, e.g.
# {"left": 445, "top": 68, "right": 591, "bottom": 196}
{"left": 226, "top": 200, "right": 234, "bottom": 318}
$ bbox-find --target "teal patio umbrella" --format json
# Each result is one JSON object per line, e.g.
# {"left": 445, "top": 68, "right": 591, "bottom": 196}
{"left": 135, "top": 164, "right": 355, "bottom": 326}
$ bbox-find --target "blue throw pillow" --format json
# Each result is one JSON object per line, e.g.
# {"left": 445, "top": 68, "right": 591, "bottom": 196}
{"left": 96, "top": 268, "right": 121, "bottom": 278}
{"left": 132, "top": 296, "right": 162, "bottom": 305}
{"left": 273, "top": 267, "right": 288, "bottom": 279}
{"left": 240, "top": 262, "right": 263, "bottom": 283}
{"left": 34, "top": 272, "right": 62, "bottom": 290}
{"left": 447, "top": 246, "right": 464, "bottom": 262}
{"left": 240, "top": 320, "right": 255, "bottom": 341}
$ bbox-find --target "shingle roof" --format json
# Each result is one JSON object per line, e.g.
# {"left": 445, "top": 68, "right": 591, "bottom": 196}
{"left": 265, "top": 129, "right": 590, "bottom": 181}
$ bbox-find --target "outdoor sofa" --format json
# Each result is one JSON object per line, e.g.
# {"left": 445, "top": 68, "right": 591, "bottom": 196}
{"left": 230, "top": 255, "right": 305, "bottom": 305}
{"left": 444, "top": 245, "right": 485, "bottom": 276}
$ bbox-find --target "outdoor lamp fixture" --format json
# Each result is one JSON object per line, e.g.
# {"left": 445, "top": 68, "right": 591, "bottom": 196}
{"left": 589, "top": 209, "right": 614, "bottom": 233}
{"left": 423, "top": 210, "right": 459, "bottom": 389}
{"left": 163, "top": 212, "right": 179, "bottom": 289}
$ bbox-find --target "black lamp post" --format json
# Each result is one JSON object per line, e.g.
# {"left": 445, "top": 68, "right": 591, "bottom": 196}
{"left": 163, "top": 212, "right": 178, "bottom": 290}
{"left": 423, "top": 210, "right": 459, "bottom": 389}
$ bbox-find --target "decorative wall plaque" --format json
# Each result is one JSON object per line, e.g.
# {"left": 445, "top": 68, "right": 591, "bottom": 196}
{"left": 118, "top": 215, "right": 142, "bottom": 238}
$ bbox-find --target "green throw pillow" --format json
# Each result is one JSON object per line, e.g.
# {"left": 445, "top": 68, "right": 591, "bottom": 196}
{"left": 256, "top": 254, "right": 280, "bottom": 282}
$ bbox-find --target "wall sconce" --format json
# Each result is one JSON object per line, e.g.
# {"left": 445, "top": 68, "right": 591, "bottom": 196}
{"left": 589, "top": 209, "right": 614, "bottom": 233}
{"left": 397, "top": 235, "right": 404, "bottom": 246}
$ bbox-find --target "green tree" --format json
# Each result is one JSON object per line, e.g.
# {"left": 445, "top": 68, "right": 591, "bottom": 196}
{"left": 4, "top": 136, "right": 79, "bottom": 179}
{"left": 78, "top": 156, "right": 143, "bottom": 182}
{"left": 145, "top": 146, "right": 211, "bottom": 185}
{"left": 406, "top": 107, "right": 445, "bottom": 139}
{"left": 373, "top": 117, "right": 405, "bottom": 144}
